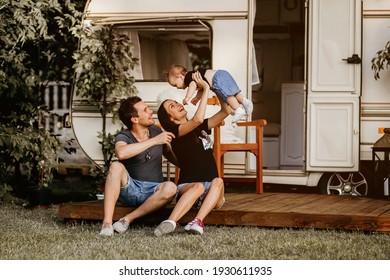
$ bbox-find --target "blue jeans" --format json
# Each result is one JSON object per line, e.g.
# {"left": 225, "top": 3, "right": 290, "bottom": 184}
{"left": 118, "top": 173, "right": 162, "bottom": 207}
{"left": 211, "top": 70, "right": 241, "bottom": 103}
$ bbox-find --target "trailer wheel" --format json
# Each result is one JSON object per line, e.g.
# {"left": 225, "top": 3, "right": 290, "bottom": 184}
{"left": 318, "top": 172, "right": 368, "bottom": 196}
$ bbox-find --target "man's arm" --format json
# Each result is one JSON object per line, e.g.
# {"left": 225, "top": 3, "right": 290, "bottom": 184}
{"left": 115, "top": 132, "right": 175, "bottom": 160}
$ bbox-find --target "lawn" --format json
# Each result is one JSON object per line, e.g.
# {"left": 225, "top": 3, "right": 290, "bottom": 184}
{"left": 1, "top": 173, "right": 389, "bottom": 260}
{"left": 1, "top": 202, "right": 389, "bottom": 260}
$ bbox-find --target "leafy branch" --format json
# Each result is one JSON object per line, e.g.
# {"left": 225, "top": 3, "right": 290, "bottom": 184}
{"left": 372, "top": 40, "right": 390, "bottom": 80}
{"left": 73, "top": 24, "right": 138, "bottom": 182}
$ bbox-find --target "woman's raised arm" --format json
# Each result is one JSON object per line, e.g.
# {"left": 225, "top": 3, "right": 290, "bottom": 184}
{"left": 207, "top": 95, "right": 231, "bottom": 130}
{"left": 177, "top": 72, "right": 210, "bottom": 137}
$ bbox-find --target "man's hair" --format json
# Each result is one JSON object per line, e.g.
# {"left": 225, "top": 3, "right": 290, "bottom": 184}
{"left": 118, "top": 96, "right": 142, "bottom": 129}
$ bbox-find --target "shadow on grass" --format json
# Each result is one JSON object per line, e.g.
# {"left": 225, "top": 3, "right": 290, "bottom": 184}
{"left": 48, "top": 173, "right": 97, "bottom": 204}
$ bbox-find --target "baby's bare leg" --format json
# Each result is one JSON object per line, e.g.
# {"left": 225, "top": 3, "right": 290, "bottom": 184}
{"left": 235, "top": 93, "right": 244, "bottom": 104}
{"left": 226, "top": 96, "right": 240, "bottom": 110}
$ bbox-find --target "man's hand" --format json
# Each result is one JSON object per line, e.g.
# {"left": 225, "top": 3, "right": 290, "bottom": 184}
{"left": 154, "top": 131, "right": 175, "bottom": 145}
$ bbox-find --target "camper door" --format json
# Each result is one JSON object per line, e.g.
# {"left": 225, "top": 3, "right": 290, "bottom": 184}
{"left": 306, "top": 0, "right": 361, "bottom": 172}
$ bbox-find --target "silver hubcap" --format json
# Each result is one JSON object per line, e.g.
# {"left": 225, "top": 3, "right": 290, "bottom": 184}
{"left": 326, "top": 172, "right": 368, "bottom": 196}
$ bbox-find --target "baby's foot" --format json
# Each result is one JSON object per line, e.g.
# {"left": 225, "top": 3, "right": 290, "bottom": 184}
{"left": 242, "top": 98, "right": 253, "bottom": 115}
{"left": 231, "top": 106, "right": 246, "bottom": 123}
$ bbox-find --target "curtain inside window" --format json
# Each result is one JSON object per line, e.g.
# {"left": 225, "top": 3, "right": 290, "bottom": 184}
{"left": 140, "top": 36, "right": 192, "bottom": 80}
{"left": 116, "top": 29, "right": 143, "bottom": 80}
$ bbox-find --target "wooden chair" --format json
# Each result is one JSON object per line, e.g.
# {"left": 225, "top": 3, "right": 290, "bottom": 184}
{"left": 213, "top": 119, "right": 267, "bottom": 194}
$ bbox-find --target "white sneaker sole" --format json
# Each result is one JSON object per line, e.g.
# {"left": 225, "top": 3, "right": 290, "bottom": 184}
{"left": 189, "top": 227, "right": 204, "bottom": 235}
{"left": 154, "top": 220, "right": 176, "bottom": 237}
{"left": 99, "top": 225, "right": 114, "bottom": 236}
{"left": 113, "top": 219, "right": 129, "bottom": 233}
{"left": 244, "top": 100, "right": 253, "bottom": 115}
{"left": 232, "top": 111, "right": 246, "bottom": 123}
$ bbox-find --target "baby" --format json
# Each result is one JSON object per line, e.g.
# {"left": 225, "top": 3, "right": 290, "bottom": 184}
{"left": 166, "top": 64, "right": 253, "bottom": 123}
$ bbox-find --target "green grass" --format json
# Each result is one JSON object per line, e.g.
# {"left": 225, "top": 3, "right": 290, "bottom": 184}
{"left": 1, "top": 203, "right": 389, "bottom": 260}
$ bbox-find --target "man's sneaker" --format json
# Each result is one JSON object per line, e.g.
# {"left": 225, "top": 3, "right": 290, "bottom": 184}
{"left": 99, "top": 222, "right": 114, "bottom": 236}
{"left": 184, "top": 218, "right": 204, "bottom": 235}
{"left": 242, "top": 98, "right": 253, "bottom": 115}
{"left": 113, "top": 218, "right": 130, "bottom": 233}
{"left": 231, "top": 106, "right": 246, "bottom": 123}
{"left": 154, "top": 220, "right": 177, "bottom": 237}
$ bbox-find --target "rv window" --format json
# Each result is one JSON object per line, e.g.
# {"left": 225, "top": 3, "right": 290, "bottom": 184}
{"left": 115, "top": 22, "right": 211, "bottom": 81}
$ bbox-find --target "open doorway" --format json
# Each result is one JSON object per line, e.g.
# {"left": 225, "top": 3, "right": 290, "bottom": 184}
{"left": 252, "top": 0, "right": 306, "bottom": 171}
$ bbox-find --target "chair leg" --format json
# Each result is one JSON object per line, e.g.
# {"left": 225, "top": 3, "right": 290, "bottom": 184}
{"left": 221, "top": 155, "right": 225, "bottom": 177}
{"left": 256, "top": 127, "right": 264, "bottom": 194}
{"left": 216, "top": 155, "right": 223, "bottom": 178}
{"left": 256, "top": 155, "right": 263, "bottom": 194}
{"left": 174, "top": 167, "right": 180, "bottom": 185}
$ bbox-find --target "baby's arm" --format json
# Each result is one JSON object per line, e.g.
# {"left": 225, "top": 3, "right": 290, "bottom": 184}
{"left": 183, "top": 81, "right": 198, "bottom": 105}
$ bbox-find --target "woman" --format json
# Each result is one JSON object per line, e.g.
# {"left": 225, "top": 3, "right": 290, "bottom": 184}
{"left": 155, "top": 71, "right": 230, "bottom": 236}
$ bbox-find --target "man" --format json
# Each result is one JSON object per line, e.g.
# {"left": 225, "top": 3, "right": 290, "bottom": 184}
{"left": 100, "top": 96, "right": 177, "bottom": 236}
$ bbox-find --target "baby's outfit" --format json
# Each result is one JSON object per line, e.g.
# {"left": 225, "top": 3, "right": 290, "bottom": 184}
{"left": 184, "top": 69, "right": 253, "bottom": 123}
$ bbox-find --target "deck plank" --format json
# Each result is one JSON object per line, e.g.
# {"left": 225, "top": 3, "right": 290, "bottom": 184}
{"left": 58, "top": 192, "right": 390, "bottom": 233}
{"left": 266, "top": 193, "right": 321, "bottom": 212}
{"left": 323, "top": 196, "right": 372, "bottom": 215}
{"left": 379, "top": 208, "right": 390, "bottom": 217}
{"left": 351, "top": 199, "right": 389, "bottom": 216}
{"left": 283, "top": 195, "right": 347, "bottom": 214}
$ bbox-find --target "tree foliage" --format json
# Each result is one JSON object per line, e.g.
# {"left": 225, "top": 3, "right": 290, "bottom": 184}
{"left": 0, "top": 0, "right": 83, "bottom": 200}
{"left": 73, "top": 24, "right": 138, "bottom": 182}
{"left": 73, "top": 24, "right": 138, "bottom": 115}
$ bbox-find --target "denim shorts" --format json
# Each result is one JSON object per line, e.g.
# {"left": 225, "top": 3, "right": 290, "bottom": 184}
{"left": 177, "top": 181, "right": 211, "bottom": 209}
{"left": 117, "top": 173, "right": 161, "bottom": 207}
{"left": 211, "top": 70, "right": 241, "bottom": 103}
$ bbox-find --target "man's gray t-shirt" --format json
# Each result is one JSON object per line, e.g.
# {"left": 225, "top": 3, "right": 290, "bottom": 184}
{"left": 115, "top": 125, "right": 163, "bottom": 182}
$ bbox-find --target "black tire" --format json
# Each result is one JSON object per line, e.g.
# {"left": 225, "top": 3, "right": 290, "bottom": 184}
{"left": 318, "top": 172, "right": 368, "bottom": 196}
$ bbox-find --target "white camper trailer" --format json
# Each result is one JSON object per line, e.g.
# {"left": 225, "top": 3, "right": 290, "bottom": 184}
{"left": 71, "top": 0, "right": 390, "bottom": 196}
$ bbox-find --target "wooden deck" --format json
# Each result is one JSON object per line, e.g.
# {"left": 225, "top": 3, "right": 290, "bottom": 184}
{"left": 58, "top": 192, "right": 390, "bottom": 233}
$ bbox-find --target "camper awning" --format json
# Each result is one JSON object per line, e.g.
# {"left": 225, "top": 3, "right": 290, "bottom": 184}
{"left": 85, "top": 0, "right": 249, "bottom": 23}
{"left": 86, "top": 15, "right": 247, "bottom": 26}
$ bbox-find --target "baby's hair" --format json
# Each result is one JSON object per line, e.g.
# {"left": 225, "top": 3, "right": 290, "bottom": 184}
{"left": 164, "top": 64, "right": 187, "bottom": 80}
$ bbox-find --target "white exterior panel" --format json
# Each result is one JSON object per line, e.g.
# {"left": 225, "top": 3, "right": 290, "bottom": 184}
{"left": 86, "top": 0, "right": 248, "bottom": 18}
{"left": 307, "top": 95, "right": 359, "bottom": 170}
{"left": 306, "top": 0, "right": 361, "bottom": 171}
{"left": 309, "top": 0, "right": 361, "bottom": 93}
